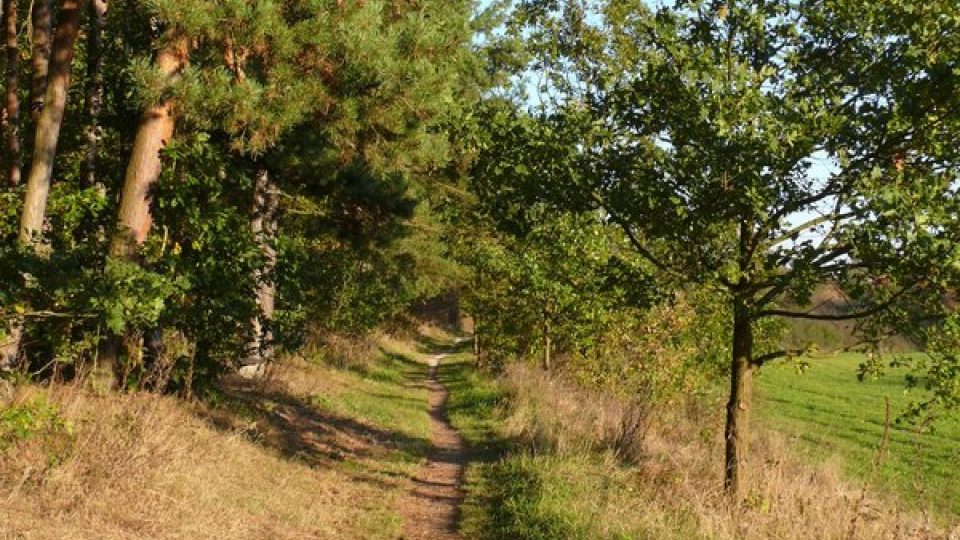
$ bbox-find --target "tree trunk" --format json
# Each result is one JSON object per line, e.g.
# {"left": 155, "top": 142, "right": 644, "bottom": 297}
{"left": 473, "top": 325, "right": 480, "bottom": 357}
{"left": 0, "top": 0, "right": 23, "bottom": 372}
{"left": 110, "top": 33, "right": 188, "bottom": 258}
{"left": 4, "top": 0, "right": 82, "bottom": 368}
{"left": 542, "top": 318, "right": 551, "bottom": 371}
{"left": 96, "top": 33, "right": 187, "bottom": 386}
{"left": 82, "top": 0, "right": 107, "bottom": 187}
{"left": 240, "top": 168, "right": 278, "bottom": 378}
{"left": 29, "top": 0, "right": 53, "bottom": 120}
{"left": 723, "top": 297, "right": 754, "bottom": 497}
{"left": 3, "top": 0, "right": 21, "bottom": 185}
{"left": 19, "top": 0, "right": 85, "bottom": 247}
{"left": 0, "top": 321, "right": 21, "bottom": 369}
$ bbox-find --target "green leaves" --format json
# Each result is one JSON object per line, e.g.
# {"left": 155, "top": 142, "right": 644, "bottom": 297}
{"left": 90, "top": 259, "right": 186, "bottom": 335}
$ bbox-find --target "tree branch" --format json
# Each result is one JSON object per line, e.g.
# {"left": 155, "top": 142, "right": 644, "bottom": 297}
{"left": 765, "top": 211, "right": 856, "bottom": 248}
{"left": 592, "top": 192, "right": 683, "bottom": 277}
{"left": 755, "top": 285, "right": 913, "bottom": 321}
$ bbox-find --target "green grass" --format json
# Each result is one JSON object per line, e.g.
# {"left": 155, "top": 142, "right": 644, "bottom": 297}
{"left": 756, "top": 353, "right": 960, "bottom": 515}
{"left": 309, "top": 347, "right": 433, "bottom": 466}
{"left": 437, "top": 349, "right": 508, "bottom": 455}
{"left": 443, "top": 351, "right": 698, "bottom": 540}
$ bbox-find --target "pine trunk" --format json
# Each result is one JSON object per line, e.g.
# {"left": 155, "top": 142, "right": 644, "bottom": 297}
{"left": 19, "top": 0, "right": 85, "bottom": 247}
{"left": 3, "top": 0, "right": 21, "bottom": 185}
{"left": 82, "top": 0, "right": 107, "bottom": 186}
{"left": 29, "top": 0, "right": 53, "bottom": 120}
{"left": 110, "top": 34, "right": 188, "bottom": 257}
{"left": 542, "top": 319, "right": 551, "bottom": 371}
{"left": 723, "top": 297, "right": 754, "bottom": 497}
{"left": 0, "top": 321, "right": 21, "bottom": 370}
{"left": 241, "top": 168, "right": 278, "bottom": 378}
{"left": 0, "top": 0, "right": 16, "bottom": 369}
{"left": 98, "top": 34, "right": 187, "bottom": 386}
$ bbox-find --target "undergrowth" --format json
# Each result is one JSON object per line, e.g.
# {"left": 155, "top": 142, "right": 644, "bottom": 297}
{"left": 453, "top": 362, "right": 960, "bottom": 540}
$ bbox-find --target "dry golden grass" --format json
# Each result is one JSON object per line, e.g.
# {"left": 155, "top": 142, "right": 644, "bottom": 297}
{"left": 485, "top": 364, "right": 960, "bottom": 540}
{"left": 0, "top": 351, "right": 419, "bottom": 540}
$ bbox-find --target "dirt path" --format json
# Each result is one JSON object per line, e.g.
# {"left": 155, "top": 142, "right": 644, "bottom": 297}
{"left": 401, "top": 353, "right": 467, "bottom": 540}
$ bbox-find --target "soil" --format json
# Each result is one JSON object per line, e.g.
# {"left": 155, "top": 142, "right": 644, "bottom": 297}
{"left": 400, "top": 354, "right": 467, "bottom": 540}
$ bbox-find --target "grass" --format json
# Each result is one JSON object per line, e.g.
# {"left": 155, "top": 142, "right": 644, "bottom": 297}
{"left": 756, "top": 352, "right": 960, "bottom": 516}
{"left": 8, "top": 332, "right": 958, "bottom": 539}
{"left": 452, "top": 361, "right": 960, "bottom": 540}
{"left": 451, "top": 364, "right": 707, "bottom": 540}
{"left": 308, "top": 347, "right": 433, "bottom": 466}
{"left": 0, "top": 332, "right": 438, "bottom": 540}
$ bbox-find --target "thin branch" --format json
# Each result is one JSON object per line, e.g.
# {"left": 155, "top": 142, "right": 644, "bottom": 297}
{"left": 753, "top": 348, "right": 808, "bottom": 366}
{"left": 755, "top": 285, "right": 913, "bottom": 321}
{"left": 765, "top": 211, "right": 856, "bottom": 248}
{"left": 592, "top": 192, "right": 682, "bottom": 277}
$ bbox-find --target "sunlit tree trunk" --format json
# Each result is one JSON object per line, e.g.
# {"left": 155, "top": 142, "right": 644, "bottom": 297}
{"left": 83, "top": 0, "right": 107, "bottom": 187}
{"left": 110, "top": 33, "right": 188, "bottom": 257}
{"left": 29, "top": 0, "right": 53, "bottom": 120}
{"left": 19, "top": 0, "right": 86, "bottom": 247}
{"left": 3, "top": 0, "right": 21, "bottom": 185}
{"left": 241, "top": 168, "right": 278, "bottom": 377}
{"left": 4, "top": 0, "right": 83, "bottom": 369}
{"left": 98, "top": 34, "right": 187, "bottom": 386}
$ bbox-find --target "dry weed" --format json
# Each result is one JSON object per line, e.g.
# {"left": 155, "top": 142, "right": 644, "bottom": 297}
{"left": 0, "top": 365, "right": 403, "bottom": 540}
{"left": 500, "top": 364, "right": 960, "bottom": 540}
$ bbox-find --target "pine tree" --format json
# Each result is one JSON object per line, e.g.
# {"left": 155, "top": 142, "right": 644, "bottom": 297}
{"left": 2, "top": 0, "right": 20, "bottom": 185}
{"left": 29, "top": 0, "right": 53, "bottom": 119}
{"left": 19, "top": 0, "right": 87, "bottom": 247}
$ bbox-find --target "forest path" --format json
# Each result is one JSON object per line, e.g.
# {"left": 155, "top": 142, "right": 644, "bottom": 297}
{"left": 400, "top": 352, "right": 467, "bottom": 540}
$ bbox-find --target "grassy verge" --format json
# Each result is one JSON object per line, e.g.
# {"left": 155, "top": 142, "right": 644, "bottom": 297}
{"left": 0, "top": 334, "right": 437, "bottom": 540}
{"left": 756, "top": 353, "right": 960, "bottom": 515}
{"left": 450, "top": 360, "right": 960, "bottom": 540}
{"left": 448, "top": 362, "right": 702, "bottom": 540}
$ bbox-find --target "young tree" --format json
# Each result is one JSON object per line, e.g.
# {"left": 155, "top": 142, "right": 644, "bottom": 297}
{"left": 29, "top": 0, "right": 53, "bottom": 119}
{"left": 83, "top": 0, "right": 108, "bottom": 186}
{"left": 19, "top": 0, "right": 87, "bottom": 247}
{"left": 2, "top": 0, "right": 20, "bottom": 185}
{"left": 488, "top": 0, "right": 960, "bottom": 496}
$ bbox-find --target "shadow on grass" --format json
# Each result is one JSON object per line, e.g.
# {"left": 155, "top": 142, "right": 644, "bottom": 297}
{"left": 194, "top": 376, "right": 432, "bottom": 492}
{"left": 461, "top": 457, "right": 580, "bottom": 540}
{"left": 417, "top": 334, "right": 474, "bottom": 355}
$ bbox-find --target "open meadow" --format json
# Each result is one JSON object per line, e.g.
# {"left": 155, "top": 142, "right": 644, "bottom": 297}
{"left": 758, "top": 354, "right": 960, "bottom": 516}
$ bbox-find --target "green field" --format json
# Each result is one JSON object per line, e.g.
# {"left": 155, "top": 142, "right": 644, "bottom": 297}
{"left": 757, "top": 353, "right": 960, "bottom": 515}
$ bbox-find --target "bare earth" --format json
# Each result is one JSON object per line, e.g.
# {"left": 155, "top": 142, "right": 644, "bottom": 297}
{"left": 401, "top": 354, "right": 467, "bottom": 540}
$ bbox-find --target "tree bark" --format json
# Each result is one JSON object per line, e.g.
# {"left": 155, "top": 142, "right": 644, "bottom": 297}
{"left": 110, "top": 33, "right": 188, "bottom": 258}
{"left": 542, "top": 318, "right": 551, "bottom": 371}
{"left": 0, "top": 0, "right": 15, "bottom": 369}
{"left": 724, "top": 297, "right": 754, "bottom": 497}
{"left": 473, "top": 324, "right": 480, "bottom": 357}
{"left": 19, "top": 0, "right": 86, "bottom": 247}
{"left": 82, "top": 0, "right": 107, "bottom": 187}
{"left": 241, "top": 168, "right": 278, "bottom": 378}
{"left": 3, "top": 0, "right": 21, "bottom": 185}
{"left": 0, "top": 322, "right": 21, "bottom": 370}
{"left": 96, "top": 33, "right": 187, "bottom": 386}
{"left": 29, "top": 0, "right": 53, "bottom": 120}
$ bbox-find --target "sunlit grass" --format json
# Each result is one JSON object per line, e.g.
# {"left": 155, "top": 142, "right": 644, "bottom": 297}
{"left": 757, "top": 353, "right": 960, "bottom": 515}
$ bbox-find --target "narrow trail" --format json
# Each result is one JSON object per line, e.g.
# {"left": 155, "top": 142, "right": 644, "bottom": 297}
{"left": 401, "top": 353, "right": 467, "bottom": 540}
